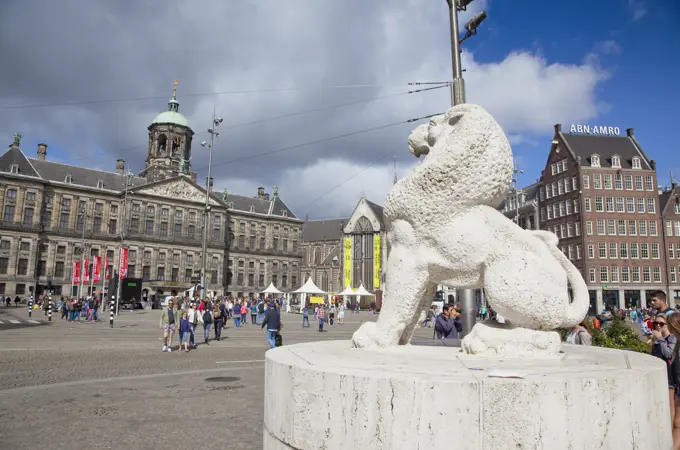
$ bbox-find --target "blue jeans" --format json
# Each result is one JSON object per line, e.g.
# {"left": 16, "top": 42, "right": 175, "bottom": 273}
{"left": 234, "top": 317, "right": 241, "bottom": 328}
{"left": 319, "top": 318, "right": 324, "bottom": 331}
{"left": 266, "top": 329, "right": 277, "bottom": 349}
{"left": 257, "top": 312, "right": 265, "bottom": 324}
{"left": 203, "top": 323, "right": 211, "bottom": 341}
{"left": 190, "top": 324, "right": 196, "bottom": 346}
{"left": 302, "top": 316, "right": 310, "bottom": 327}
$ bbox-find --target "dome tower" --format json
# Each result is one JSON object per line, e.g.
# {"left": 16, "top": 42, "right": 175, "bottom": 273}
{"left": 141, "top": 80, "right": 194, "bottom": 182}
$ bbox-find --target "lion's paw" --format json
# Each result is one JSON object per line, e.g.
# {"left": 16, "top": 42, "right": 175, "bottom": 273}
{"left": 352, "top": 322, "right": 392, "bottom": 349}
{"left": 460, "top": 323, "right": 561, "bottom": 358}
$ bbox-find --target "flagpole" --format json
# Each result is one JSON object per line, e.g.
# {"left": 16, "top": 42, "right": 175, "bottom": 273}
{"left": 89, "top": 258, "right": 95, "bottom": 299}
{"left": 101, "top": 256, "right": 106, "bottom": 311}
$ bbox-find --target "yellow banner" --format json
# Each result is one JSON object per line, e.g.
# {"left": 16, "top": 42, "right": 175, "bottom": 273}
{"left": 374, "top": 234, "right": 381, "bottom": 289}
{"left": 344, "top": 237, "right": 352, "bottom": 288}
{"left": 310, "top": 296, "right": 324, "bottom": 304}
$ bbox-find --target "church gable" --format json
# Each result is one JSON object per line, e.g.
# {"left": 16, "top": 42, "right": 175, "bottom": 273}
{"left": 134, "top": 177, "right": 220, "bottom": 205}
{"left": 343, "top": 198, "right": 382, "bottom": 234}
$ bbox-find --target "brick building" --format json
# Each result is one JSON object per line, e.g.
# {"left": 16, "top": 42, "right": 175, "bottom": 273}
{"left": 660, "top": 185, "right": 680, "bottom": 304}
{"left": 538, "top": 124, "right": 664, "bottom": 313}
{"left": 499, "top": 183, "right": 540, "bottom": 230}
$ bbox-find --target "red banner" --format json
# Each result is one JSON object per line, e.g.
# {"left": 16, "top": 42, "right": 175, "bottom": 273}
{"left": 119, "top": 248, "right": 129, "bottom": 280}
{"left": 105, "top": 257, "right": 111, "bottom": 280}
{"left": 72, "top": 261, "right": 80, "bottom": 284}
{"left": 83, "top": 258, "right": 90, "bottom": 284}
{"left": 93, "top": 256, "right": 102, "bottom": 284}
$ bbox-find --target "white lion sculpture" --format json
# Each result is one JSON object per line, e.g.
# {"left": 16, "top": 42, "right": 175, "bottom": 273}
{"left": 351, "top": 104, "right": 589, "bottom": 357}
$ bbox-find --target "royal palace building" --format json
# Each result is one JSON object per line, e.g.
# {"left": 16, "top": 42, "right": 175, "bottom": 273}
{"left": 0, "top": 89, "right": 302, "bottom": 299}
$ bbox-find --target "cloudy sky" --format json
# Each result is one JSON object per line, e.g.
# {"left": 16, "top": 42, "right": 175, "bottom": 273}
{"left": 1, "top": 0, "right": 678, "bottom": 219}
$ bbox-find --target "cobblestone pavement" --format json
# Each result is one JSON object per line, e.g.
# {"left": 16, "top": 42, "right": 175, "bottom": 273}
{"left": 0, "top": 308, "right": 437, "bottom": 450}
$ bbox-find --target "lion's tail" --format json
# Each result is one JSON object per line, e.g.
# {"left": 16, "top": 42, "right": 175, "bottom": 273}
{"left": 531, "top": 231, "right": 590, "bottom": 327}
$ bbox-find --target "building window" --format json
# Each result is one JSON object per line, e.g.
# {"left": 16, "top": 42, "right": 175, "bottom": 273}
{"left": 160, "top": 222, "right": 168, "bottom": 236}
{"left": 630, "top": 243, "right": 639, "bottom": 258}
{"left": 582, "top": 175, "right": 590, "bottom": 189}
{"left": 644, "top": 176, "right": 654, "bottom": 191}
{"left": 109, "top": 219, "right": 117, "bottom": 235}
{"left": 586, "top": 221, "right": 593, "bottom": 235}
{"left": 0, "top": 258, "right": 8, "bottom": 274}
{"left": 20, "top": 241, "right": 30, "bottom": 252}
{"left": 608, "top": 242, "right": 617, "bottom": 259}
{"left": 639, "top": 220, "right": 647, "bottom": 235}
{"left": 172, "top": 268, "right": 179, "bottom": 282}
{"left": 584, "top": 198, "right": 591, "bottom": 212}
{"left": 611, "top": 155, "right": 621, "bottom": 168}
{"left": 16, "top": 284, "right": 26, "bottom": 295}
{"left": 596, "top": 219, "right": 605, "bottom": 235}
{"left": 604, "top": 174, "right": 613, "bottom": 190}
{"left": 614, "top": 174, "right": 623, "bottom": 190}
{"left": 670, "top": 244, "right": 676, "bottom": 260}
{"left": 65, "top": 174, "right": 72, "bottom": 183}
{"left": 611, "top": 266, "right": 619, "bottom": 282}
{"left": 626, "top": 198, "right": 635, "bottom": 213}
{"left": 642, "top": 267, "right": 651, "bottom": 282}
{"left": 634, "top": 175, "right": 643, "bottom": 191}
{"left": 615, "top": 197, "right": 624, "bottom": 212}
{"left": 617, "top": 220, "right": 626, "bottom": 235}
{"left": 593, "top": 174, "right": 602, "bottom": 189}
{"left": 93, "top": 216, "right": 102, "bottom": 232}
{"left": 3, "top": 205, "right": 15, "bottom": 222}
{"left": 142, "top": 266, "right": 151, "bottom": 281}
{"left": 188, "top": 225, "right": 195, "bottom": 237}
{"left": 621, "top": 266, "right": 630, "bottom": 282}
{"left": 589, "top": 268, "right": 596, "bottom": 283}
{"left": 157, "top": 267, "right": 165, "bottom": 281}
{"left": 607, "top": 220, "right": 616, "bottom": 235}
{"left": 22, "top": 207, "right": 34, "bottom": 225}
{"left": 647, "top": 198, "right": 656, "bottom": 213}
{"left": 632, "top": 157, "right": 641, "bottom": 169}
{"left": 598, "top": 243, "right": 607, "bottom": 258}
{"left": 591, "top": 155, "right": 601, "bottom": 167}
{"left": 620, "top": 243, "right": 628, "bottom": 259}
{"left": 573, "top": 200, "right": 579, "bottom": 214}
{"left": 671, "top": 266, "right": 677, "bottom": 283}
{"left": 576, "top": 245, "right": 582, "bottom": 260}
{"left": 605, "top": 197, "right": 614, "bottom": 212}
{"left": 636, "top": 198, "right": 645, "bottom": 213}
{"left": 632, "top": 267, "right": 640, "bottom": 282}
{"left": 174, "top": 223, "right": 182, "bottom": 234}
{"left": 54, "top": 262, "right": 65, "bottom": 278}
{"left": 649, "top": 221, "right": 658, "bottom": 236}
{"left": 130, "top": 218, "right": 139, "bottom": 232}
{"left": 600, "top": 266, "right": 609, "bottom": 283}
{"left": 127, "top": 265, "right": 136, "bottom": 278}
{"left": 595, "top": 196, "right": 603, "bottom": 212}
{"left": 18, "top": 258, "right": 28, "bottom": 275}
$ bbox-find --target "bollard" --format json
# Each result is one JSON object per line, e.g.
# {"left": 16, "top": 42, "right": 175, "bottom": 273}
{"left": 48, "top": 297, "right": 52, "bottom": 322}
{"left": 109, "top": 299, "right": 114, "bottom": 328}
{"left": 28, "top": 298, "right": 33, "bottom": 318}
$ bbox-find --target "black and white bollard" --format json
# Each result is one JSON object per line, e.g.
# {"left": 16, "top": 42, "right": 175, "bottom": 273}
{"left": 48, "top": 298, "right": 52, "bottom": 322}
{"left": 28, "top": 298, "right": 33, "bottom": 318}
{"left": 109, "top": 299, "right": 114, "bottom": 328}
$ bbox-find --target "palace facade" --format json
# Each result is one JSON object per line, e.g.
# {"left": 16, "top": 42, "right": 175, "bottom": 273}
{"left": 0, "top": 90, "right": 302, "bottom": 299}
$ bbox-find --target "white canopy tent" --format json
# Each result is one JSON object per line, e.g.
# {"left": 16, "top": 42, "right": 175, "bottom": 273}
{"left": 262, "top": 282, "right": 283, "bottom": 295}
{"left": 336, "top": 285, "right": 356, "bottom": 296}
{"left": 354, "top": 284, "right": 374, "bottom": 297}
{"left": 292, "top": 277, "right": 327, "bottom": 311}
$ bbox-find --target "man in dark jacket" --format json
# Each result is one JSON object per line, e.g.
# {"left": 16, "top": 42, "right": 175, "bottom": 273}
{"left": 435, "top": 305, "right": 462, "bottom": 339}
{"left": 261, "top": 304, "right": 281, "bottom": 349}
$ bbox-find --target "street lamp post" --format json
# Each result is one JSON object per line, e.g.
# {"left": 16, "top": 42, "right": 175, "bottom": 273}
{"left": 77, "top": 205, "right": 88, "bottom": 300}
{"left": 444, "top": 0, "right": 488, "bottom": 337}
{"left": 115, "top": 169, "right": 133, "bottom": 315}
{"left": 200, "top": 108, "right": 223, "bottom": 300}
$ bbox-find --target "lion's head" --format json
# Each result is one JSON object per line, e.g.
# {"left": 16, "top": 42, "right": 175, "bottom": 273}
{"left": 408, "top": 103, "right": 506, "bottom": 159}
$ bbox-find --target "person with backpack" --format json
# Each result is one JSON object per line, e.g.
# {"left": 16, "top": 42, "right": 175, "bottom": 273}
{"left": 257, "top": 299, "right": 265, "bottom": 325}
{"left": 202, "top": 306, "right": 213, "bottom": 345}
{"left": 261, "top": 302, "right": 281, "bottom": 349}
{"left": 213, "top": 304, "right": 223, "bottom": 341}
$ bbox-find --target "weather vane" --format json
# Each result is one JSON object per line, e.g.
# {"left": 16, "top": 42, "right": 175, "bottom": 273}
{"left": 172, "top": 80, "right": 179, "bottom": 98}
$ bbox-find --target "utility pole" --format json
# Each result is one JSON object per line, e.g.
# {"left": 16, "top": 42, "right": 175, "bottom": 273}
{"left": 77, "top": 204, "right": 88, "bottom": 300}
{"left": 200, "top": 108, "right": 223, "bottom": 300}
{"left": 512, "top": 164, "right": 525, "bottom": 226}
{"left": 115, "top": 169, "right": 133, "bottom": 315}
{"left": 444, "top": 0, "right": 488, "bottom": 338}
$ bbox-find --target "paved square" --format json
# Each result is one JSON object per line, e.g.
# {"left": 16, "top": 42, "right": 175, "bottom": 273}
{"left": 0, "top": 307, "right": 437, "bottom": 450}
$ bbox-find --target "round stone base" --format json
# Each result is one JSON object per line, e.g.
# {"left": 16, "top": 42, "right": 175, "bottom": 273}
{"left": 263, "top": 341, "right": 670, "bottom": 449}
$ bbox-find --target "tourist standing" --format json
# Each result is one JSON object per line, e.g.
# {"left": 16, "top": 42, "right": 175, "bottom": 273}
{"left": 302, "top": 305, "right": 310, "bottom": 328}
{"left": 317, "top": 304, "right": 326, "bottom": 332}
{"left": 160, "top": 299, "right": 176, "bottom": 353}
{"left": 179, "top": 312, "right": 190, "bottom": 352}
{"left": 565, "top": 321, "right": 592, "bottom": 345}
{"left": 202, "top": 307, "right": 212, "bottom": 345}
{"left": 337, "top": 303, "right": 345, "bottom": 325}
{"left": 213, "top": 304, "right": 223, "bottom": 341}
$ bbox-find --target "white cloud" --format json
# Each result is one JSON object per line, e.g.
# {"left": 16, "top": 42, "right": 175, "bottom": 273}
{"left": 217, "top": 157, "right": 418, "bottom": 220}
{"left": 628, "top": 0, "right": 648, "bottom": 21}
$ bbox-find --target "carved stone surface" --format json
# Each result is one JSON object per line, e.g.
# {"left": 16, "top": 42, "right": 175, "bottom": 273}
{"left": 263, "top": 341, "right": 671, "bottom": 449}
{"left": 137, "top": 178, "right": 219, "bottom": 205}
{"left": 350, "top": 104, "right": 589, "bottom": 357}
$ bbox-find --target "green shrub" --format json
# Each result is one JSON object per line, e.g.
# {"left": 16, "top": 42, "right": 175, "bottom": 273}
{"left": 559, "top": 316, "right": 649, "bottom": 354}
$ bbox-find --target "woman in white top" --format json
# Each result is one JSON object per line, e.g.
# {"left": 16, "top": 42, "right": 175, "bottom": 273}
{"left": 337, "top": 304, "right": 345, "bottom": 325}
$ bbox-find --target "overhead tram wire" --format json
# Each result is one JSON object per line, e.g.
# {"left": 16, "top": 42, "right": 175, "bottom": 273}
{"left": 54, "top": 85, "right": 448, "bottom": 166}
{"left": 303, "top": 111, "right": 445, "bottom": 207}
{"left": 194, "top": 111, "right": 443, "bottom": 172}
{"left": 0, "top": 83, "right": 425, "bottom": 111}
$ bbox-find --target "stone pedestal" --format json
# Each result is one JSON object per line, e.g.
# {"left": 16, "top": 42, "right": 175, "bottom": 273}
{"left": 263, "top": 341, "right": 670, "bottom": 449}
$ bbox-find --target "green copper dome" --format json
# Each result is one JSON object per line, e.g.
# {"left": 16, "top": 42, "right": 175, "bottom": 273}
{"left": 152, "top": 96, "right": 189, "bottom": 128}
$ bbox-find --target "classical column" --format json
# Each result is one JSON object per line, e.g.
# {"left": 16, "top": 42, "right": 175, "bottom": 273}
{"left": 640, "top": 289, "right": 647, "bottom": 309}
{"left": 617, "top": 289, "right": 626, "bottom": 310}
{"left": 595, "top": 288, "right": 604, "bottom": 313}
